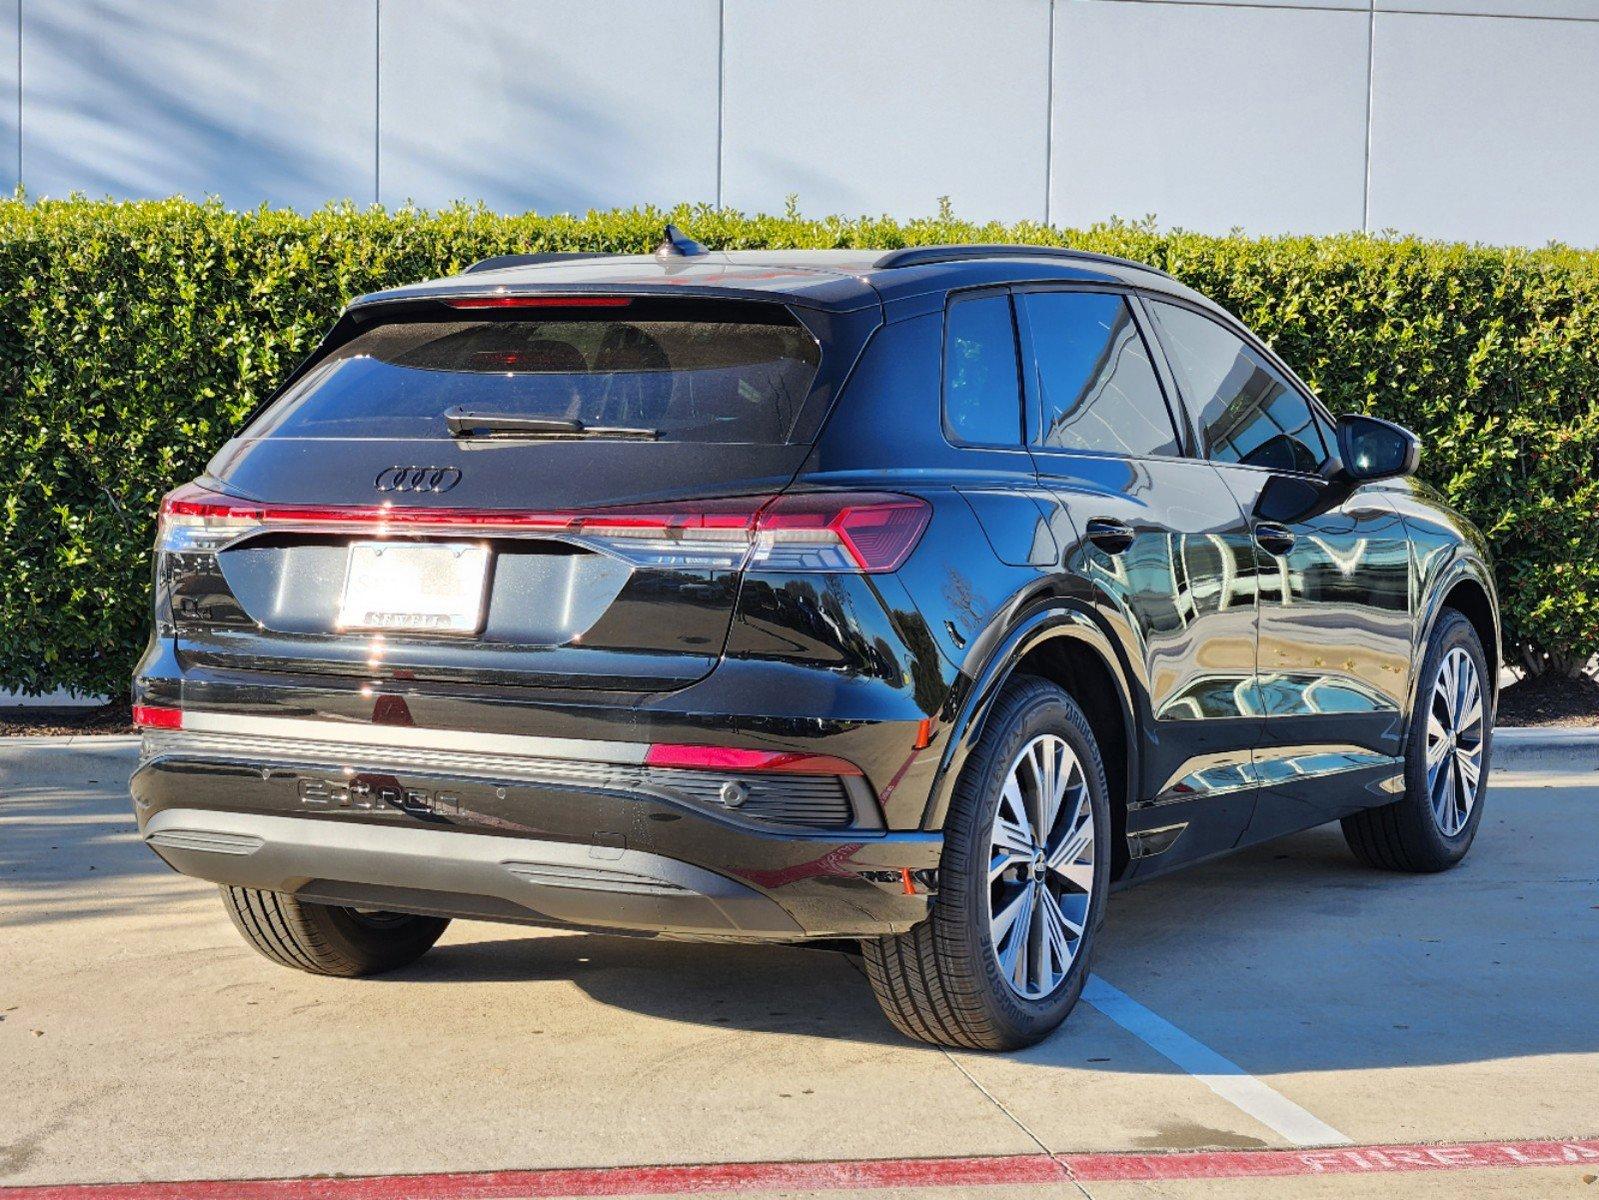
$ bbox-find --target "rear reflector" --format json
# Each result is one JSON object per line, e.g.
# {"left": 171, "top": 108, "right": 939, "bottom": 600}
{"left": 646, "top": 743, "right": 863, "bottom": 776}
{"left": 157, "top": 485, "right": 930, "bottom": 574}
{"left": 443, "top": 295, "right": 633, "bottom": 309}
{"left": 132, "top": 704, "right": 183, "bottom": 730}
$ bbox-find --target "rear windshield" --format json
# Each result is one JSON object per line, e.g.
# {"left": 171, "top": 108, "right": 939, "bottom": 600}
{"left": 247, "top": 300, "right": 822, "bottom": 443}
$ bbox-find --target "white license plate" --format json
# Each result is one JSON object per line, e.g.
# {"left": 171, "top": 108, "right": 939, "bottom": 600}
{"left": 336, "top": 542, "right": 491, "bottom": 635}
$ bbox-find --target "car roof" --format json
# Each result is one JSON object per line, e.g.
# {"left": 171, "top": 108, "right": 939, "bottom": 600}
{"left": 349, "top": 246, "right": 1222, "bottom": 317}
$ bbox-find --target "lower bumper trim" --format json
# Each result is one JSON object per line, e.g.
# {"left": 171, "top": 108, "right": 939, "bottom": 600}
{"left": 144, "top": 808, "right": 805, "bottom": 939}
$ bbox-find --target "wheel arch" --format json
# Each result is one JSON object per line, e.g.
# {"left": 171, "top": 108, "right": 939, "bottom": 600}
{"left": 1439, "top": 576, "right": 1499, "bottom": 675}
{"left": 920, "top": 604, "right": 1141, "bottom": 881}
{"left": 1418, "top": 560, "right": 1501, "bottom": 705}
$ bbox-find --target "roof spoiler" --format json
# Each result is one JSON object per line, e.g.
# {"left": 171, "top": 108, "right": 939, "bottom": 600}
{"left": 463, "top": 225, "right": 711, "bottom": 275}
{"left": 461, "top": 251, "right": 615, "bottom": 275}
{"left": 872, "top": 243, "right": 1172, "bottom": 278}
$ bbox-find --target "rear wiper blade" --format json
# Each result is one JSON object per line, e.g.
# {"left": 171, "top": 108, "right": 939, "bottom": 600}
{"left": 445, "top": 408, "right": 658, "bottom": 440}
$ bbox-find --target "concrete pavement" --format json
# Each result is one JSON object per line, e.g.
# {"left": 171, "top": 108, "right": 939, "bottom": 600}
{"left": 2, "top": 737, "right": 1596, "bottom": 1197}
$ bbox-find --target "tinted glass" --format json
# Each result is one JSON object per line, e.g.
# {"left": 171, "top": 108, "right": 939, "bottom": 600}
{"left": 943, "top": 293, "right": 1022, "bottom": 446}
{"left": 1149, "top": 301, "right": 1328, "bottom": 473}
{"left": 249, "top": 304, "right": 821, "bottom": 443}
{"left": 1020, "top": 292, "right": 1179, "bottom": 457}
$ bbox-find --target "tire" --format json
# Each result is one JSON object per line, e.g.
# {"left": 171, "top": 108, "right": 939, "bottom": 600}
{"left": 221, "top": 887, "right": 450, "bottom": 977}
{"left": 1342, "top": 609, "right": 1492, "bottom": 872}
{"left": 861, "top": 676, "right": 1112, "bottom": 1050}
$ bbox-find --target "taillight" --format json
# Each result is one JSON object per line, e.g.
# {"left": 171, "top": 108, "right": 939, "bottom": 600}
{"left": 156, "top": 484, "right": 267, "bottom": 553}
{"left": 751, "top": 493, "right": 931, "bottom": 574}
{"left": 156, "top": 485, "right": 929, "bottom": 574}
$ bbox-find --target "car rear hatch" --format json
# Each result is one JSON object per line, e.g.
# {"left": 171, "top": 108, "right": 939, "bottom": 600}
{"left": 163, "top": 291, "right": 878, "bottom": 693}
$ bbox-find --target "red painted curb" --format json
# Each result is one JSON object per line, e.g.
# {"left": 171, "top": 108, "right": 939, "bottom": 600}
{"left": 0, "top": 1156, "right": 1067, "bottom": 1200}
{"left": 4, "top": 1139, "right": 1597, "bottom": 1198}
{"left": 1068, "top": 1139, "right": 1599, "bottom": 1182}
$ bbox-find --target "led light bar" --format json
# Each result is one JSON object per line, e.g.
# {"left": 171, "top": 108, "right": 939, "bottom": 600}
{"left": 156, "top": 485, "right": 930, "bottom": 573}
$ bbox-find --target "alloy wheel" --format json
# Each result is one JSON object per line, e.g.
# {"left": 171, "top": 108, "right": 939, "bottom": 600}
{"left": 1426, "top": 646, "right": 1485, "bottom": 837}
{"left": 986, "top": 733, "right": 1095, "bottom": 1000}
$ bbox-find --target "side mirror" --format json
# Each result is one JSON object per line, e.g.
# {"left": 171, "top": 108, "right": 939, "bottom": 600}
{"left": 1336, "top": 414, "right": 1420, "bottom": 482}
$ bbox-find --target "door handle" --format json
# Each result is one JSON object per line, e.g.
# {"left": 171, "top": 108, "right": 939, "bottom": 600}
{"left": 1254, "top": 522, "right": 1296, "bottom": 556}
{"left": 1086, "top": 518, "right": 1136, "bottom": 555}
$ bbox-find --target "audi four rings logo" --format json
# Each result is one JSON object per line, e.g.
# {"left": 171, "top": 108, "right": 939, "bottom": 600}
{"left": 375, "top": 465, "right": 463, "bottom": 493}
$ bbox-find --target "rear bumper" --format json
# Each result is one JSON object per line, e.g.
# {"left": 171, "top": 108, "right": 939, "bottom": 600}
{"left": 143, "top": 807, "right": 817, "bottom": 938}
{"left": 131, "top": 727, "right": 941, "bottom": 941}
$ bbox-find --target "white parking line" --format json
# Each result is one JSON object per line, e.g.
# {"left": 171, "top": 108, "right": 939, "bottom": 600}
{"left": 1083, "top": 974, "right": 1352, "bottom": 1148}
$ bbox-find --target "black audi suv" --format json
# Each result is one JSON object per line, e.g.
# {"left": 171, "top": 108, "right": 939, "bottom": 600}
{"left": 131, "top": 234, "right": 1497, "bottom": 1049}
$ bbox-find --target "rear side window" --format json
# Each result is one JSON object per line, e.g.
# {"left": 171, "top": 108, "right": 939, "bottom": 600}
{"left": 943, "top": 293, "right": 1023, "bottom": 447}
{"left": 1019, "top": 291, "right": 1180, "bottom": 458}
{"left": 248, "top": 300, "right": 822, "bottom": 443}
{"left": 1148, "top": 301, "right": 1329, "bottom": 473}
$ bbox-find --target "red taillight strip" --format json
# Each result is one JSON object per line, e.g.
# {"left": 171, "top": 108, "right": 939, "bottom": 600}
{"left": 444, "top": 295, "right": 633, "bottom": 309}
{"left": 160, "top": 487, "right": 766, "bottom": 534}
{"left": 646, "top": 743, "right": 864, "bottom": 777}
{"left": 157, "top": 486, "right": 931, "bottom": 572}
{"left": 132, "top": 704, "right": 182, "bottom": 730}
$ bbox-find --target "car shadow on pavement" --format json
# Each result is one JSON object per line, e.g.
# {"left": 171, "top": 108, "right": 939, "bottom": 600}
{"left": 403, "top": 930, "right": 902, "bottom": 1045}
{"left": 401, "top": 799, "right": 1599, "bottom": 1075}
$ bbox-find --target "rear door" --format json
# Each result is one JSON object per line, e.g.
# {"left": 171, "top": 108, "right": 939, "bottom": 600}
{"left": 1143, "top": 298, "right": 1414, "bottom": 839}
{"left": 1016, "top": 286, "right": 1264, "bottom": 871}
{"left": 168, "top": 296, "right": 869, "bottom": 692}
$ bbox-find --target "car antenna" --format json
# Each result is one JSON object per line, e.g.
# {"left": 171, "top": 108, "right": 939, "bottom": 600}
{"left": 654, "top": 223, "right": 709, "bottom": 260}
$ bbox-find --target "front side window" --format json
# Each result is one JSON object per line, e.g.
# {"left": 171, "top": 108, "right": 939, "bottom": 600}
{"left": 1019, "top": 291, "right": 1180, "bottom": 458}
{"left": 1148, "top": 301, "right": 1329, "bottom": 473}
{"left": 943, "top": 293, "right": 1023, "bottom": 446}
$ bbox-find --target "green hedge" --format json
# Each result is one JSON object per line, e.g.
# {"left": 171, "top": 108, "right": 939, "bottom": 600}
{"left": 2, "top": 197, "right": 1597, "bottom": 696}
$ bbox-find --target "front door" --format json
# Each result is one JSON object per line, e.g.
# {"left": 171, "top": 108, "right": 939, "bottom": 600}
{"left": 1143, "top": 298, "right": 1414, "bottom": 841}
{"left": 1015, "top": 287, "right": 1263, "bottom": 873}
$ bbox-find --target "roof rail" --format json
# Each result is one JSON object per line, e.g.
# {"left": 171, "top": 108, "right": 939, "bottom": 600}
{"left": 871, "top": 244, "right": 1171, "bottom": 278}
{"left": 461, "top": 251, "right": 617, "bottom": 275}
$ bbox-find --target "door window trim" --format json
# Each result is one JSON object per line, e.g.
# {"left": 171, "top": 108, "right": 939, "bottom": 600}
{"left": 1012, "top": 282, "right": 1195, "bottom": 462}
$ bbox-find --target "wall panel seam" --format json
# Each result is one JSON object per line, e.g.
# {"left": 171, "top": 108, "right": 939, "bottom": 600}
{"left": 1362, "top": 0, "right": 1374, "bottom": 230}
{"left": 373, "top": 0, "right": 381, "bottom": 206}
{"left": 716, "top": 0, "right": 725, "bottom": 208}
{"left": 1044, "top": 0, "right": 1055, "bottom": 226}
{"left": 1075, "top": 0, "right": 1599, "bottom": 19}
{"left": 15, "top": 0, "right": 21, "bottom": 189}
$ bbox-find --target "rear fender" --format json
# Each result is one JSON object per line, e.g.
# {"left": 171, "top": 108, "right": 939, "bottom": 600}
{"left": 918, "top": 605, "right": 1139, "bottom": 836}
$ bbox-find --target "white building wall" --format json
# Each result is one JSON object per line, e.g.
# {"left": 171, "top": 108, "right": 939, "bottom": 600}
{"left": 21, "top": 0, "right": 376, "bottom": 211}
{"left": 6, "top": 0, "right": 1597, "bottom": 247}
{"left": 721, "top": 0, "right": 1052, "bottom": 222}
{"left": 1, "top": 0, "right": 16, "bottom": 193}
{"left": 377, "top": 0, "right": 721, "bottom": 213}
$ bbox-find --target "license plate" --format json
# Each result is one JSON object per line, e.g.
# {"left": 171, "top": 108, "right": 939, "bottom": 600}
{"left": 336, "top": 542, "right": 491, "bottom": 635}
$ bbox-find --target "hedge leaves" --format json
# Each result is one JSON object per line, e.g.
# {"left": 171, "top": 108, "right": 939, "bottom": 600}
{"left": 2, "top": 197, "right": 1596, "bottom": 696}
